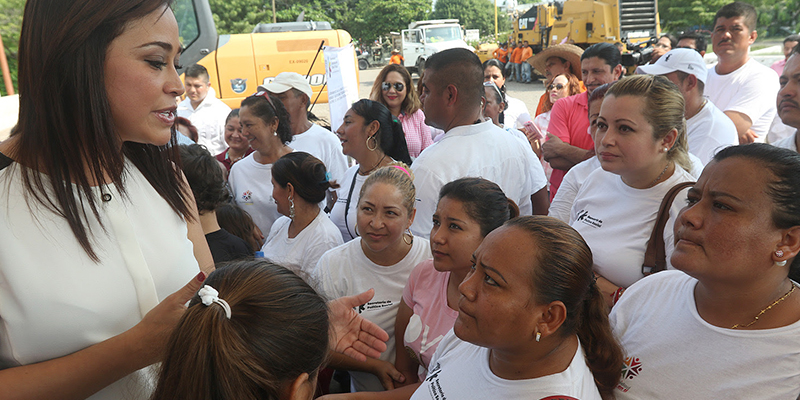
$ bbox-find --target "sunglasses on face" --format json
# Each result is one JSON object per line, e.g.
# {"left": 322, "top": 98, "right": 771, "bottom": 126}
{"left": 548, "top": 83, "right": 566, "bottom": 91}
{"left": 382, "top": 82, "right": 405, "bottom": 92}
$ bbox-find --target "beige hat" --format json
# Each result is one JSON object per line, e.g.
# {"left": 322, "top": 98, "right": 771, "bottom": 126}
{"left": 527, "top": 44, "right": 584, "bottom": 80}
{"left": 258, "top": 72, "right": 313, "bottom": 100}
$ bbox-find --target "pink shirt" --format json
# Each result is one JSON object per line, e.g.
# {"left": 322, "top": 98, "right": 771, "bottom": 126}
{"left": 546, "top": 91, "right": 593, "bottom": 201}
{"left": 399, "top": 109, "right": 433, "bottom": 158}
{"left": 402, "top": 259, "right": 458, "bottom": 379}
{"left": 772, "top": 58, "right": 787, "bottom": 76}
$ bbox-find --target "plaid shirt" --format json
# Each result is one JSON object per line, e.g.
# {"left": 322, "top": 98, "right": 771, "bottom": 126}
{"left": 398, "top": 109, "right": 433, "bottom": 158}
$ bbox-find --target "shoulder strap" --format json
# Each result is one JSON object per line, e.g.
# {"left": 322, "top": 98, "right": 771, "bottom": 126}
{"left": 0, "top": 151, "right": 12, "bottom": 171}
{"left": 642, "top": 181, "right": 695, "bottom": 276}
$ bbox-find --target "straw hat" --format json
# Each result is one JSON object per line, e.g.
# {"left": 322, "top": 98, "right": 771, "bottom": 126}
{"left": 527, "top": 44, "right": 584, "bottom": 80}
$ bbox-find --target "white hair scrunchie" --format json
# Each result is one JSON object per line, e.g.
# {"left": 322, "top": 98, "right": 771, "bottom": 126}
{"left": 198, "top": 285, "right": 232, "bottom": 319}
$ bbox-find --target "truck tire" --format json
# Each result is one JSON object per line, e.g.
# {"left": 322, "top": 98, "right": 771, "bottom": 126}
{"left": 358, "top": 59, "right": 369, "bottom": 70}
{"left": 415, "top": 59, "right": 425, "bottom": 77}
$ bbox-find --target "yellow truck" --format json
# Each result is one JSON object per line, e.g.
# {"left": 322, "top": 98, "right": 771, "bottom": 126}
{"left": 513, "top": 0, "right": 660, "bottom": 51}
{"left": 173, "top": 0, "right": 356, "bottom": 108}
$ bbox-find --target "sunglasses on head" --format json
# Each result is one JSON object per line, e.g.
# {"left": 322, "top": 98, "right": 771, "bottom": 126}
{"left": 251, "top": 90, "right": 277, "bottom": 111}
{"left": 382, "top": 82, "right": 405, "bottom": 92}
{"left": 548, "top": 83, "right": 566, "bottom": 91}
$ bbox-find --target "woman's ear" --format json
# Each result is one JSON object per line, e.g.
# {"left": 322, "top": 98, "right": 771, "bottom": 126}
{"left": 270, "top": 117, "right": 281, "bottom": 136}
{"left": 367, "top": 120, "right": 380, "bottom": 137}
{"left": 775, "top": 226, "right": 800, "bottom": 263}
{"left": 284, "top": 372, "right": 314, "bottom": 400}
{"left": 661, "top": 128, "right": 678, "bottom": 151}
{"left": 536, "top": 300, "right": 567, "bottom": 341}
{"left": 286, "top": 182, "right": 295, "bottom": 199}
{"left": 407, "top": 208, "right": 417, "bottom": 229}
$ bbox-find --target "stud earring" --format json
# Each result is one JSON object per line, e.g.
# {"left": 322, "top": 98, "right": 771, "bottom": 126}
{"left": 776, "top": 250, "right": 785, "bottom": 258}
{"left": 289, "top": 196, "right": 295, "bottom": 220}
{"left": 776, "top": 250, "right": 787, "bottom": 266}
{"left": 535, "top": 331, "right": 541, "bottom": 342}
{"left": 662, "top": 147, "right": 669, "bottom": 152}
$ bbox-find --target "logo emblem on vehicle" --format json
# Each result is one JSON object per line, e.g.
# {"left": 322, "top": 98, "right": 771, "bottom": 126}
{"left": 231, "top": 78, "right": 247, "bottom": 94}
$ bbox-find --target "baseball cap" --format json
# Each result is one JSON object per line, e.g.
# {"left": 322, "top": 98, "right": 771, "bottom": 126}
{"left": 636, "top": 48, "right": 707, "bottom": 84}
{"left": 258, "top": 72, "right": 313, "bottom": 100}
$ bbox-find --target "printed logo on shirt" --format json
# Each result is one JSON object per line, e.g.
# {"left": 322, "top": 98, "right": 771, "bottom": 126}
{"left": 575, "top": 209, "right": 603, "bottom": 228}
{"left": 425, "top": 362, "right": 446, "bottom": 400}
{"left": 616, "top": 355, "right": 643, "bottom": 393}
{"left": 356, "top": 299, "right": 394, "bottom": 314}
{"left": 241, "top": 190, "right": 253, "bottom": 203}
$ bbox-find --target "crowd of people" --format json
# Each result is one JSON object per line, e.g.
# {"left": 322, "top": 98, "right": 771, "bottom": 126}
{"left": 3, "top": 0, "right": 800, "bottom": 399}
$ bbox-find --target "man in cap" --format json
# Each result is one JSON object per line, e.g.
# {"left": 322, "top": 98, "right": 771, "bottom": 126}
{"left": 705, "top": 1, "right": 779, "bottom": 143}
{"left": 177, "top": 64, "right": 232, "bottom": 155}
{"left": 772, "top": 44, "right": 800, "bottom": 151}
{"left": 638, "top": 48, "right": 737, "bottom": 165}
{"left": 529, "top": 44, "right": 586, "bottom": 116}
{"left": 260, "top": 72, "right": 348, "bottom": 201}
{"left": 411, "top": 48, "right": 549, "bottom": 238}
{"left": 542, "top": 42, "right": 624, "bottom": 200}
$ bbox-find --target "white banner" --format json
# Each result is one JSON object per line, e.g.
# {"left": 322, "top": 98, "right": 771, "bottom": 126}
{"left": 323, "top": 43, "right": 360, "bottom": 133}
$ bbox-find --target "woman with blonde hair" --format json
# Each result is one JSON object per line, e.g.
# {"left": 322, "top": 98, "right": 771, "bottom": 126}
{"left": 317, "top": 163, "right": 431, "bottom": 392}
{"left": 570, "top": 74, "right": 694, "bottom": 306}
{"left": 370, "top": 64, "right": 432, "bottom": 158}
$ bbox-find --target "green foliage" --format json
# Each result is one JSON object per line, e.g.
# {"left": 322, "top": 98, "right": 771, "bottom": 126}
{"left": 350, "top": 0, "right": 432, "bottom": 41}
{"left": 0, "top": 0, "right": 24, "bottom": 96}
{"left": 659, "top": 0, "right": 799, "bottom": 36}
{"left": 430, "top": 0, "right": 496, "bottom": 36}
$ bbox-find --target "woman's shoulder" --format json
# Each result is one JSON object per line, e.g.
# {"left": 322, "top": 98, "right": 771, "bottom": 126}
{"left": 311, "top": 211, "right": 345, "bottom": 245}
{"left": 618, "top": 270, "right": 694, "bottom": 307}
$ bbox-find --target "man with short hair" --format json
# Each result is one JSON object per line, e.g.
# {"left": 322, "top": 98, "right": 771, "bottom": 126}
{"left": 542, "top": 42, "right": 625, "bottom": 200}
{"left": 772, "top": 45, "right": 800, "bottom": 151}
{"left": 520, "top": 41, "right": 533, "bottom": 83}
{"left": 638, "top": 48, "right": 738, "bottom": 165}
{"left": 411, "top": 48, "right": 549, "bottom": 237}
{"left": 771, "top": 35, "right": 800, "bottom": 76}
{"left": 260, "top": 72, "right": 348, "bottom": 196}
{"left": 677, "top": 31, "right": 707, "bottom": 56}
{"left": 177, "top": 64, "right": 232, "bottom": 155}
{"left": 705, "top": 1, "right": 780, "bottom": 143}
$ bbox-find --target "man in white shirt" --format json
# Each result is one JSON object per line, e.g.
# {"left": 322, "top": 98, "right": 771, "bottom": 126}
{"left": 773, "top": 46, "right": 800, "bottom": 152}
{"left": 638, "top": 48, "right": 738, "bottom": 165}
{"left": 260, "top": 72, "right": 348, "bottom": 205}
{"left": 411, "top": 48, "right": 548, "bottom": 238}
{"left": 704, "top": 1, "right": 779, "bottom": 144}
{"left": 177, "top": 64, "right": 231, "bottom": 155}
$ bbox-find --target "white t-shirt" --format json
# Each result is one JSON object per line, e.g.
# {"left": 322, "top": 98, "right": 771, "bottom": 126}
{"left": 767, "top": 114, "right": 797, "bottom": 144}
{"left": 705, "top": 59, "right": 780, "bottom": 142}
{"left": 410, "top": 330, "right": 602, "bottom": 400}
{"left": 548, "top": 156, "right": 601, "bottom": 223}
{"left": 611, "top": 271, "right": 800, "bottom": 399}
{"left": 503, "top": 95, "right": 531, "bottom": 130}
{"left": 686, "top": 100, "right": 738, "bottom": 165}
{"left": 315, "top": 237, "right": 431, "bottom": 392}
{"left": 329, "top": 165, "right": 368, "bottom": 242}
{"left": 228, "top": 153, "right": 279, "bottom": 235}
{"left": 177, "top": 86, "right": 232, "bottom": 155}
{"left": 0, "top": 158, "right": 199, "bottom": 400}
{"left": 570, "top": 166, "right": 694, "bottom": 288}
{"left": 772, "top": 131, "right": 798, "bottom": 152}
{"left": 410, "top": 120, "right": 547, "bottom": 238}
{"left": 261, "top": 211, "right": 343, "bottom": 276}
{"left": 289, "top": 124, "right": 348, "bottom": 184}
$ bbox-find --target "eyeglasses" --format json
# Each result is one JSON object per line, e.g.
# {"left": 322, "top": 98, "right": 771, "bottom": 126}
{"left": 548, "top": 83, "right": 565, "bottom": 91}
{"left": 382, "top": 82, "right": 405, "bottom": 92}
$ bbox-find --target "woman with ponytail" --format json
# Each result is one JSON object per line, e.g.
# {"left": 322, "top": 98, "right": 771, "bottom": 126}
{"left": 332, "top": 99, "right": 412, "bottom": 242}
{"left": 319, "top": 216, "right": 623, "bottom": 400}
{"left": 261, "top": 152, "right": 344, "bottom": 275}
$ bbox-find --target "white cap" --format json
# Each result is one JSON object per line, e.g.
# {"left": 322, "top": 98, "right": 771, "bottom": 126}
{"left": 636, "top": 48, "right": 708, "bottom": 84}
{"left": 258, "top": 72, "right": 313, "bottom": 100}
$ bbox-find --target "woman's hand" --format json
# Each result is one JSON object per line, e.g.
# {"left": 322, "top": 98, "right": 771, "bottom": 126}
{"left": 594, "top": 273, "right": 623, "bottom": 309}
{"left": 329, "top": 289, "right": 390, "bottom": 361}
{"left": 370, "top": 358, "right": 406, "bottom": 390}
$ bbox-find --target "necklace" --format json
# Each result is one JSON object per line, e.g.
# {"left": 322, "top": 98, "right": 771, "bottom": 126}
{"left": 648, "top": 162, "right": 671, "bottom": 187}
{"left": 731, "top": 283, "right": 796, "bottom": 329}
{"left": 359, "top": 153, "right": 387, "bottom": 176}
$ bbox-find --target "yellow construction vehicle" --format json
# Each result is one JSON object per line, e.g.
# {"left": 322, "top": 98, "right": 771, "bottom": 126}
{"left": 513, "top": 0, "right": 660, "bottom": 52}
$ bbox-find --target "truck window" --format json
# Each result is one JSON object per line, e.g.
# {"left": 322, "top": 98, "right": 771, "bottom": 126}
{"left": 424, "top": 26, "right": 461, "bottom": 43}
{"left": 173, "top": 0, "right": 200, "bottom": 49}
{"left": 404, "top": 30, "right": 420, "bottom": 43}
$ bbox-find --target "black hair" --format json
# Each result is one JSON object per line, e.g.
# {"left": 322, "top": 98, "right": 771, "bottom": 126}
{"left": 240, "top": 93, "right": 293, "bottom": 144}
{"left": 713, "top": 144, "right": 800, "bottom": 282}
{"left": 225, "top": 108, "right": 240, "bottom": 125}
{"left": 350, "top": 99, "right": 412, "bottom": 165}
{"left": 581, "top": 42, "right": 621, "bottom": 70}
{"left": 425, "top": 48, "right": 484, "bottom": 108}
{"left": 661, "top": 33, "right": 678, "bottom": 49}
{"left": 678, "top": 31, "right": 707, "bottom": 54}
{"left": 272, "top": 152, "right": 340, "bottom": 204}
{"left": 179, "top": 144, "right": 228, "bottom": 213}
{"left": 216, "top": 203, "right": 260, "bottom": 253}
{"left": 713, "top": 2, "right": 757, "bottom": 31}
{"left": 438, "top": 178, "right": 519, "bottom": 237}
{"left": 482, "top": 59, "right": 509, "bottom": 79}
{"left": 785, "top": 35, "right": 800, "bottom": 45}
{"left": 185, "top": 64, "right": 210, "bottom": 81}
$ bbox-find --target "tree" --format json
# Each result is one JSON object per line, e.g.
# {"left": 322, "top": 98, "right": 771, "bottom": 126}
{"left": 208, "top": 0, "right": 337, "bottom": 34}
{"left": 349, "top": 0, "right": 432, "bottom": 42}
{"left": 430, "top": 0, "right": 495, "bottom": 36}
{"left": 0, "top": 0, "right": 24, "bottom": 96}
{"left": 658, "top": 0, "right": 728, "bottom": 32}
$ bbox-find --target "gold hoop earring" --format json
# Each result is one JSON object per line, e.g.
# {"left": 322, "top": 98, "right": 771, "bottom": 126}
{"left": 403, "top": 229, "right": 413, "bottom": 245}
{"left": 366, "top": 135, "right": 378, "bottom": 152}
